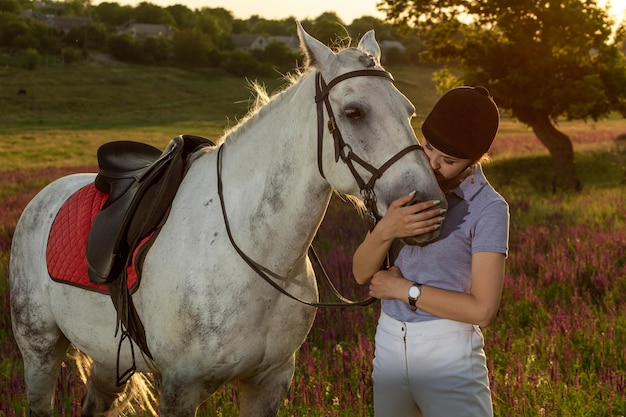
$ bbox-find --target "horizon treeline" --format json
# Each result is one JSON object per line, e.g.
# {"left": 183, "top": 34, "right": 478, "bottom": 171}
{"left": 0, "top": 0, "right": 421, "bottom": 72}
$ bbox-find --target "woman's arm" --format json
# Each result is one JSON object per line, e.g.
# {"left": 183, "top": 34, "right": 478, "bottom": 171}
{"left": 368, "top": 251, "right": 506, "bottom": 327}
{"left": 352, "top": 194, "right": 444, "bottom": 285}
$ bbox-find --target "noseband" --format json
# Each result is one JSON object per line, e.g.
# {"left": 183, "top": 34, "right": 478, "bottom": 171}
{"left": 314, "top": 69, "right": 423, "bottom": 221}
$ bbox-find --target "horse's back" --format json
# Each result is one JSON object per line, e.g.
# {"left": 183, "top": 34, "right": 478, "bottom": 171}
{"left": 10, "top": 173, "right": 95, "bottom": 293}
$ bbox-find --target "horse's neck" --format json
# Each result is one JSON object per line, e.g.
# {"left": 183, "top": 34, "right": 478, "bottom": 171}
{"left": 209, "top": 74, "right": 333, "bottom": 272}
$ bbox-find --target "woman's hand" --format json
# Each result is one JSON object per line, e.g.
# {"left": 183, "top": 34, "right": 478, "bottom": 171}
{"left": 353, "top": 193, "right": 445, "bottom": 286}
{"left": 368, "top": 266, "right": 412, "bottom": 301}
{"left": 375, "top": 193, "right": 445, "bottom": 242}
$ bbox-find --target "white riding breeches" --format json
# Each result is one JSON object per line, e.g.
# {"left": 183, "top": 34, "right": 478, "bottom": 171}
{"left": 372, "top": 311, "right": 493, "bottom": 417}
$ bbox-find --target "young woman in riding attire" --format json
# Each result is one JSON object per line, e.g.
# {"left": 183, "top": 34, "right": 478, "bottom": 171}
{"left": 353, "top": 86, "right": 510, "bottom": 417}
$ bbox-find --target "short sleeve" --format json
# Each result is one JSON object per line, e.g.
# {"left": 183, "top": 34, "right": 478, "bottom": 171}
{"left": 471, "top": 199, "right": 509, "bottom": 256}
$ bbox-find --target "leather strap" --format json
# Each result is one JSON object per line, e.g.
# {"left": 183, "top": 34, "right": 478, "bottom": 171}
{"left": 217, "top": 68, "right": 425, "bottom": 308}
{"left": 217, "top": 145, "right": 375, "bottom": 308}
{"left": 315, "top": 70, "right": 423, "bottom": 221}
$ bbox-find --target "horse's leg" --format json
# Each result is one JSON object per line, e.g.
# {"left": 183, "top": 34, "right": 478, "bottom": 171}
{"left": 159, "top": 371, "right": 221, "bottom": 417}
{"left": 11, "top": 277, "right": 70, "bottom": 416}
{"left": 81, "top": 361, "right": 126, "bottom": 417}
{"left": 18, "top": 331, "right": 70, "bottom": 417}
{"left": 239, "top": 356, "right": 296, "bottom": 417}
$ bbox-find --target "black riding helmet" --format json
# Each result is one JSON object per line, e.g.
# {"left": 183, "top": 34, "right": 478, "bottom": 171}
{"left": 421, "top": 86, "right": 499, "bottom": 160}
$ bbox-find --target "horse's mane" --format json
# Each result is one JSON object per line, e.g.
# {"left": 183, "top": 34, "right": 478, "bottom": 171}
{"left": 214, "top": 43, "right": 376, "bottom": 216}
{"left": 223, "top": 34, "right": 374, "bottom": 144}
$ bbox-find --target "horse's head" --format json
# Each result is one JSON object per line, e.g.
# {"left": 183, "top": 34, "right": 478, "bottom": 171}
{"left": 297, "top": 23, "right": 446, "bottom": 245}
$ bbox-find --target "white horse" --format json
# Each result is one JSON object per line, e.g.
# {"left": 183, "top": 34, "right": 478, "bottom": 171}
{"left": 10, "top": 23, "right": 445, "bottom": 417}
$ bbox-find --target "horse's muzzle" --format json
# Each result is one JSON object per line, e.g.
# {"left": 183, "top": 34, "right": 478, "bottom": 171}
{"left": 402, "top": 231, "right": 441, "bottom": 246}
{"left": 400, "top": 197, "right": 448, "bottom": 246}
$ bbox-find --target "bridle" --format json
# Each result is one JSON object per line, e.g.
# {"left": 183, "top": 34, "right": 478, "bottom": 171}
{"left": 217, "top": 69, "right": 423, "bottom": 307}
{"left": 314, "top": 69, "right": 423, "bottom": 221}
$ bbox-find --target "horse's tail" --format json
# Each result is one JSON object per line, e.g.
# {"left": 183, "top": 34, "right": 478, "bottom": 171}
{"left": 69, "top": 346, "right": 158, "bottom": 417}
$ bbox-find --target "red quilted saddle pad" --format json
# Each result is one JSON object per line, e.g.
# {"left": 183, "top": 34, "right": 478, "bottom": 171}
{"left": 47, "top": 183, "right": 140, "bottom": 294}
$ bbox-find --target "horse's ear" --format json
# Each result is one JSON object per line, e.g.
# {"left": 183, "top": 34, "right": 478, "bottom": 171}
{"left": 297, "top": 21, "right": 335, "bottom": 70}
{"left": 357, "top": 30, "right": 381, "bottom": 62}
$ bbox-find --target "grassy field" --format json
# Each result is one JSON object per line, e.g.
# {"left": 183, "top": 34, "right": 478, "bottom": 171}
{"left": 1, "top": 60, "right": 625, "bottom": 416}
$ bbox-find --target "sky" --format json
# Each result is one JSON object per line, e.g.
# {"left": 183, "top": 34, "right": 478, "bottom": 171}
{"left": 112, "top": 0, "right": 387, "bottom": 23}
{"left": 102, "top": 0, "right": 626, "bottom": 26}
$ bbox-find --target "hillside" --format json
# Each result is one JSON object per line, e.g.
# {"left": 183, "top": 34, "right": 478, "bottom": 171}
{"left": 1, "top": 61, "right": 623, "bottom": 172}
{"left": 0, "top": 62, "right": 442, "bottom": 130}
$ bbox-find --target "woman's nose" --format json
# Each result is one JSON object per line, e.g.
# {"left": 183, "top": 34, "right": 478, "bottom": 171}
{"left": 429, "top": 156, "right": 440, "bottom": 170}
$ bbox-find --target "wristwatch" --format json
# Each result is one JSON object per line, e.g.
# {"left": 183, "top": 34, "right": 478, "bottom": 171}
{"left": 408, "top": 283, "right": 422, "bottom": 311}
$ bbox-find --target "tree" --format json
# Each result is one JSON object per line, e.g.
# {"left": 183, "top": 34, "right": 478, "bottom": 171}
{"left": 108, "top": 33, "right": 136, "bottom": 61}
{"left": 0, "top": 0, "right": 20, "bottom": 13}
{"left": 132, "top": 1, "right": 174, "bottom": 25}
{"left": 220, "top": 48, "right": 266, "bottom": 76}
{"left": 263, "top": 40, "right": 298, "bottom": 70}
{"left": 250, "top": 17, "right": 295, "bottom": 36}
{"left": 166, "top": 4, "right": 195, "bottom": 29}
{"left": 92, "top": 2, "right": 133, "bottom": 28}
{"left": 133, "top": 35, "right": 170, "bottom": 64}
{"left": 380, "top": 0, "right": 626, "bottom": 190}
{"left": 302, "top": 12, "right": 348, "bottom": 47}
{"left": 349, "top": 16, "right": 396, "bottom": 41}
{"left": 172, "top": 28, "right": 213, "bottom": 67}
{"left": 195, "top": 8, "right": 234, "bottom": 50}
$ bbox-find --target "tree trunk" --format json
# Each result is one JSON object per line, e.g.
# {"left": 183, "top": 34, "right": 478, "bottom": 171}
{"left": 529, "top": 113, "right": 582, "bottom": 191}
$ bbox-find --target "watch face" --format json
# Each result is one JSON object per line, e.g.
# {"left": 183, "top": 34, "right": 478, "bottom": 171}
{"left": 409, "top": 285, "right": 420, "bottom": 298}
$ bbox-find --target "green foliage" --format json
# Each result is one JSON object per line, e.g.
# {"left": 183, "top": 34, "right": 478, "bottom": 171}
{"left": 380, "top": 0, "right": 626, "bottom": 190}
{"left": 0, "top": 0, "right": 20, "bottom": 13}
{"left": 61, "top": 46, "right": 86, "bottom": 63}
{"left": 262, "top": 40, "right": 299, "bottom": 70}
{"left": 220, "top": 49, "right": 269, "bottom": 76}
{"left": 92, "top": 1, "right": 134, "bottom": 27}
{"left": 166, "top": 4, "right": 195, "bottom": 29}
{"left": 249, "top": 16, "right": 296, "bottom": 36}
{"left": 172, "top": 28, "right": 214, "bottom": 67}
{"left": 0, "top": 64, "right": 292, "bottom": 139}
{"left": 0, "top": 63, "right": 624, "bottom": 417}
{"left": 64, "top": 22, "right": 109, "bottom": 51}
{"left": 381, "top": 0, "right": 626, "bottom": 124}
{"left": 432, "top": 66, "right": 463, "bottom": 94}
{"left": 349, "top": 16, "right": 395, "bottom": 40}
{"left": 0, "top": 2, "right": 416, "bottom": 80}
{"left": 21, "top": 47, "right": 38, "bottom": 69}
{"left": 132, "top": 1, "right": 174, "bottom": 25}
{"left": 301, "top": 13, "right": 350, "bottom": 47}
{"left": 108, "top": 33, "right": 136, "bottom": 62}
{"left": 139, "top": 35, "right": 170, "bottom": 64}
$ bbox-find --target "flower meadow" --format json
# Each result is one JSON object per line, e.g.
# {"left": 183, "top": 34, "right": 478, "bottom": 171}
{"left": 0, "top": 130, "right": 625, "bottom": 416}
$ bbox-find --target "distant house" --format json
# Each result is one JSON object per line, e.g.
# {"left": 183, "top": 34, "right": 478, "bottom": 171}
{"left": 19, "top": 10, "right": 91, "bottom": 34}
{"left": 118, "top": 23, "right": 173, "bottom": 39}
{"left": 232, "top": 35, "right": 300, "bottom": 52}
{"left": 19, "top": 9, "right": 41, "bottom": 19}
{"left": 50, "top": 16, "right": 91, "bottom": 34}
{"left": 267, "top": 36, "right": 300, "bottom": 52}
{"left": 232, "top": 34, "right": 267, "bottom": 51}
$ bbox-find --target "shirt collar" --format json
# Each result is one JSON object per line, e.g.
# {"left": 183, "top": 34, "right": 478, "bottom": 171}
{"left": 447, "top": 163, "right": 488, "bottom": 201}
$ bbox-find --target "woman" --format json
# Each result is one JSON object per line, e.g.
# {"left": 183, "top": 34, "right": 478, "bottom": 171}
{"left": 353, "top": 86, "right": 509, "bottom": 417}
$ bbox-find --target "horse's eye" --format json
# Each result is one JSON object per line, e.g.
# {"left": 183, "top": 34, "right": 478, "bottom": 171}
{"left": 345, "top": 107, "right": 363, "bottom": 119}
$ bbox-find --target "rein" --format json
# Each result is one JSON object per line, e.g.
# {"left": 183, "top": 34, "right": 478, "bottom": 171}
{"left": 217, "top": 69, "right": 424, "bottom": 308}
{"left": 217, "top": 145, "right": 375, "bottom": 308}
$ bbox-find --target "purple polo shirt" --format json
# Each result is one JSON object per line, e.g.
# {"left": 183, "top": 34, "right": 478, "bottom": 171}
{"left": 382, "top": 164, "right": 510, "bottom": 323}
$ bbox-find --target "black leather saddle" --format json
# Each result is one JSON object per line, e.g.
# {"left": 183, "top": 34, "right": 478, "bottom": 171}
{"left": 86, "top": 134, "right": 215, "bottom": 285}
